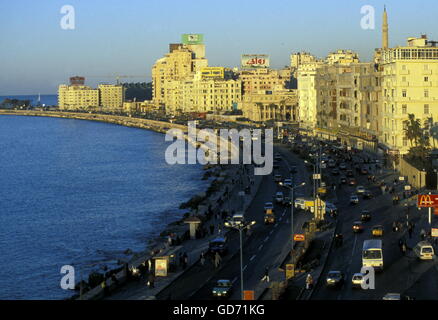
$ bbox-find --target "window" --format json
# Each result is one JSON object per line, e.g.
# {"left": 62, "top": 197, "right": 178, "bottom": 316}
{"left": 425, "top": 77, "right": 429, "bottom": 82}
{"left": 402, "top": 76, "right": 406, "bottom": 82}
{"left": 424, "top": 104, "right": 430, "bottom": 114}
{"left": 425, "top": 90, "right": 429, "bottom": 98}
{"left": 402, "top": 104, "right": 407, "bottom": 114}
{"left": 402, "top": 90, "right": 407, "bottom": 97}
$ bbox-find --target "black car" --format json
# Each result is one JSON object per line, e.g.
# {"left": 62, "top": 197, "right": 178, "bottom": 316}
{"left": 362, "top": 190, "right": 373, "bottom": 199}
{"left": 212, "top": 279, "right": 233, "bottom": 299}
{"left": 361, "top": 210, "right": 371, "bottom": 221}
{"left": 361, "top": 167, "right": 369, "bottom": 175}
{"left": 326, "top": 271, "right": 344, "bottom": 288}
{"left": 346, "top": 170, "right": 354, "bottom": 177}
{"left": 331, "top": 168, "right": 340, "bottom": 176}
{"left": 208, "top": 237, "right": 228, "bottom": 256}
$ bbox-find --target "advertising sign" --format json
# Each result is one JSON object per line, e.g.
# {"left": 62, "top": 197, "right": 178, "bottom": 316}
{"left": 155, "top": 258, "right": 168, "bottom": 277}
{"left": 431, "top": 228, "right": 438, "bottom": 237}
{"left": 417, "top": 194, "right": 438, "bottom": 208}
{"left": 293, "top": 234, "right": 305, "bottom": 241}
{"left": 182, "top": 34, "right": 204, "bottom": 45}
{"left": 313, "top": 174, "right": 321, "bottom": 180}
{"left": 285, "top": 264, "right": 295, "bottom": 279}
{"left": 241, "top": 54, "right": 270, "bottom": 69}
{"left": 200, "top": 67, "right": 224, "bottom": 79}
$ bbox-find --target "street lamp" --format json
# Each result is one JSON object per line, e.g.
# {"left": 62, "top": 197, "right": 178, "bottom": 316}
{"left": 304, "top": 159, "right": 317, "bottom": 202}
{"left": 224, "top": 219, "right": 256, "bottom": 300}
{"left": 279, "top": 182, "right": 306, "bottom": 263}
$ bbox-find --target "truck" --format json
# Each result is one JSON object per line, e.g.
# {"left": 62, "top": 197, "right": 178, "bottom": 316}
{"left": 294, "top": 197, "right": 326, "bottom": 214}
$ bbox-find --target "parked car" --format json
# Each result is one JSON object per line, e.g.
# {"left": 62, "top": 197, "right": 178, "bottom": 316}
{"left": 208, "top": 237, "right": 228, "bottom": 256}
{"left": 360, "top": 210, "right": 371, "bottom": 221}
{"left": 326, "top": 271, "right": 344, "bottom": 288}
{"left": 353, "top": 221, "right": 364, "bottom": 233}
{"left": 413, "top": 241, "right": 435, "bottom": 260}
{"left": 351, "top": 273, "right": 365, "bottom": 288}
{"left": 372, "top": 225, "right": 384, "bottom": 237}
{"left": 212, "top": 279, "right": 233, "bottom": 298}
{"left": 350, "top": 194, "right": 359, "bottom": 204}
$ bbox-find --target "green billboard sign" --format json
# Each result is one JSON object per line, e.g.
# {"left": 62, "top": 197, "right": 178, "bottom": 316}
{"left": 182, "top": 34, "right": 204, "bottom": 45}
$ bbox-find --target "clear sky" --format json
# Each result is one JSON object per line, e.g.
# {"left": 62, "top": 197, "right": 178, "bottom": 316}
{"left": 1, "top": 0, "right": 437, "bottom": 95}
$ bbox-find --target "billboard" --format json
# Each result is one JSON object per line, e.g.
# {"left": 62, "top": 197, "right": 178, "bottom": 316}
{"left": 182, "top": 34, "right": 204, "bottom": 45}
{"left": 241, "top": 54, "right": 270, "bottom": 69}
{"left": 200, "top": 67, "right": 224, "bottom": 79}
{"left": 417, "top": 194, "right": 438, "bottom": 207}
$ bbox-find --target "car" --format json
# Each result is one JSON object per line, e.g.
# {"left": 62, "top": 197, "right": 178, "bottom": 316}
{"left": 274, "top": 174, "right": 283, "bottom": 183}
{"left": 372, "top": 225, "right": 384, "bottom": 237}
{"left": 325, "top": 202, "right": 338, "bottom": 216}
{"left": 326, "top": 271, "right": 344, "bottom": 288}
{"left": 361, "top": 167, "right": 369, "bottom": 175}
{"left": 356, "top": 186, "right": 366, "bottom": 194}
{"left": 362, "top": 190, "right": 373, "bottom": 199}
{"left": 264, "top": 202, "right": 274, "bottom": 213}
{"left": 340, "top": 176, "right": 347, "bottom": 184}
{"left": 328, "top": 159, "right": 336, "bottom": 168}
{"left": 339, "top": 163, "right": 347, "bottom": 170}
{"left": 208, "top": 237, "right": 228, "bottom": 256}
{"left": 231, "top": 213, "right": 245, "bottom": 225}
{"left": 275, "top": 192, "right": 284, "bottom": 203}
{"left": 346, "top": 170, "right": 354, "bottom": 177}
{"left": 283, "top": 179, "right": 292, "bottom": 187}
{"left": 331, "top": 168, "right": 340, "bottom": 176}
{"left": 413, "top": 241, "right": 435, "bottom": 260}
{"left": 350, "top": 194, "right": 359, "bottom": 204}
{"left": 360, "top": 210, "right": 371, "bottom": 221}
{"left": 382, "top": 293, "right": 415, "bottom": 300}
{"left": 348, "top": 178, "right": 357, "bottom": 186}
{"left": 353, "top": 221, "right": 364, "bottom": 233}
{"left": 212, "top": 279, "right": 233, "bottom": 298}
{"left": 282, "top": 197, "right": 292, "bottom": 207}
{"left": 351, "top": 273, "right": 365, "bottom": 288}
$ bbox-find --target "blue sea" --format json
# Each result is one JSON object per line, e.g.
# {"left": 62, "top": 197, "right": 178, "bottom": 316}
{"left": 0, "top": 115, "right": 209, "bottom": 299}
{"left": 0, "top": 94, "right": 58, "bottom": 107}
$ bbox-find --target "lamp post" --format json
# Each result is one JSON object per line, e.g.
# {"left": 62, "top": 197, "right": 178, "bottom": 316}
{"left": 224, "top": 219, "right": 256, "bottom": 300}
{"left": 279, "top": 182, "right": 306, "bottom": 262}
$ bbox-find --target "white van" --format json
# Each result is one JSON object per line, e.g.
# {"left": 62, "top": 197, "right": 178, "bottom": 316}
{"left": 362, "top": 239, "right": 383, "bottom": 271}
{"left": 413, "top": 241, "right": 435, "bottom": 260}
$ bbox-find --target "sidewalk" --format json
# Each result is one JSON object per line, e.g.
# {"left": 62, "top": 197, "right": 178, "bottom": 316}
{"left": 95, "top": 163, "right": 263, "bottom": 300}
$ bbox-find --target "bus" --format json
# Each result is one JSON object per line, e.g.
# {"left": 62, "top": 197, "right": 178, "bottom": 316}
{"left": 362, "top": 239, "right": 383, "bottom": 271}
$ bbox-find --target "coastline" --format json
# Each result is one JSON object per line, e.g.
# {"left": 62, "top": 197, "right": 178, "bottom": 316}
{"left": 0, "top": 109, "right": 242, "bottom": 300}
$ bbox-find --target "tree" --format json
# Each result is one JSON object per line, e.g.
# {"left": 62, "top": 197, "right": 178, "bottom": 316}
{"left": 403, "top": 114, "right": 421, "bottom": 147}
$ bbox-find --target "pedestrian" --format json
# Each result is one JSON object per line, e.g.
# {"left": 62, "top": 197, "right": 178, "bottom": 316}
{"left": 167, "top": 235, "right": 172, "bottom": 247}
{"left": 200, "top": 252, "right": 206, "bottom": 266}
{"left": 402, "top": 243, "right": 407, "bottom": 256}
{"left": 261, "top": 267, "right": 270, "bottom": 282}
{"left": 101, "top": 280, "right": 109, "bottom": 296}
{"left": 183, "top": 253, "right": 188, "bottom": 269}
{"left": 147, "top": 273, "right": 155, "bottom": 288}
{"left": 306, "top": 274, "right": 313, "bottom": 290}
{"left": 392, "top": 222, "right": 397, "bottom": 232}
{"left": 420, "top": 229, "right": 426, "bottom": 240}
{"left": 214, "top": 252, "right": 221, "bottom": 268}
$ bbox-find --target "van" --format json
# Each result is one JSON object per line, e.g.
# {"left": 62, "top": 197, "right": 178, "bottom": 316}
{"left": 413, "top": 241, "right": 435, "bottom": 260}
{"left": 275, "top": 192, "right": 284, "bottom": 203}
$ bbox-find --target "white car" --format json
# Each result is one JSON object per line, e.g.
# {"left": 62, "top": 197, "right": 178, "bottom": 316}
{"left": 356, "top": 186, "right": 366, "bottom": 194}
{"left": 351, "top": 273, "right": 364, "bottom": 288}
{"left": 275, "top": 192, "right": 284, "bottom": 203}
{"left": 350, "top": 194, "right": 359, "bottom": 204}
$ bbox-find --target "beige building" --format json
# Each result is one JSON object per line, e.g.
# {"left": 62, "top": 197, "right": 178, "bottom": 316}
{"left": 239, "top": 68, "right": 290, "bottom": 95}
{"left": 378, "top": 35, "right": 438, "bottom": 154}
{"left": 152, "top": 43, "right": 208, "bottom": 107}
{"left": 98, "top": 84, "right": 125, "bottom": 111}
{"left": 240, "top": 89, "right": 298, "bottom": 122}
{"left": 58, "top": 84, "right": 99, "bottom": 110}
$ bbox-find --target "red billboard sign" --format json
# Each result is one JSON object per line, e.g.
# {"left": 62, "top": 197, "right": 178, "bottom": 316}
{"left": 293, "top": 234, "right": 305, "bottom": 241}
{"left": 417, "top": 194, "right": 438, "bottom": 207}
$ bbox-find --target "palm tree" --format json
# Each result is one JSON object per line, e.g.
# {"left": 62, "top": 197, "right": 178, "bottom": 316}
{"left": 404, "top": 114, "right": 421, "bottom": 147}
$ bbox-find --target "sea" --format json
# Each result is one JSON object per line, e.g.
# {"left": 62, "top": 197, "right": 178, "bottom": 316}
{"left": 0, "top": 114, "right": 209, "bottom": 299}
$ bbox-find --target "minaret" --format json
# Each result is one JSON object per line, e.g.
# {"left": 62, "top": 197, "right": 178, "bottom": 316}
{"left": 382, "top": 6, "right": 389, "bottom": 49}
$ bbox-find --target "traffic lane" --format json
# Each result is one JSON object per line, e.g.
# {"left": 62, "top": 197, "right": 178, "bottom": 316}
{"left": 189, "top": 208, "right": 289, "bottom": 300}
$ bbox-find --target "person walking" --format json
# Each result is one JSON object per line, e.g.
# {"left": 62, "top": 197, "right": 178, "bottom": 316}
{"left": 147, "top": 273, "right": 155, "bottom": 288}
{"left": 200, "top": 252, "right": 206, "bottom": 266}
{"left": 420, "top": 229, "right": 426, "bottom": 240}
{"left": 402, "top": 242, "right": 407, "bottom": 256}
{"left": 183, "top": 252, "right": 188, "bottom": 269}
{"left": 306, "top": 274, "right": 313, "bottom": 290}
{"left": 214, "top": 252, "right": 221, "bottom": 268}
{"left": 261, "top": 267, "right": 270, "bottom": 282}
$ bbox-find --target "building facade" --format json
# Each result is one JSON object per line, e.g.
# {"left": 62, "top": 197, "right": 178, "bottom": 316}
{"left": 98, "top": 84, "right": 125, "bottom": 111}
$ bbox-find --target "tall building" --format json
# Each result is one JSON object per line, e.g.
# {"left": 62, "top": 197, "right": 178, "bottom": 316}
{"left": 98, "top": 84, "right": 125, "bottom": 111}
{"left": 152, "top": 38, "right": 208, "bottom": 107}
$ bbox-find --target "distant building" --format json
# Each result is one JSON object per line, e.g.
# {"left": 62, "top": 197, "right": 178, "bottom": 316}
{"left": 58, "top": 83, "right": 99, "bottom": 110}
{"left": 98, "top": 84, "right": 125, "bottom": 111}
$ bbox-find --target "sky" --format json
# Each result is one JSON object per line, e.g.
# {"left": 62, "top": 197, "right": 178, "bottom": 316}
{"left": 1, "top": 0, "right": 438, "bottom": 95}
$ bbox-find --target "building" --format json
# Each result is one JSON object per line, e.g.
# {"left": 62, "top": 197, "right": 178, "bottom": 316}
{"left": 240, "top": 89, "right": 298, "bottom": 122}
{"left": 378, "top": 34, "right": 438, "bottom": 154}
{"left": 239, "top": 68, "right": 289, "bottom": 95}
{"left": 98, "top": 84, "right": 125, "bottom": 111}
{"left": 152, "top": 38, "right": 208, "bottom": 107}
{"left": 291, "top": 52, "right": 319, "bottom": 69}
{"left": 58, "top": 83, "right": 99, "bottom": 110}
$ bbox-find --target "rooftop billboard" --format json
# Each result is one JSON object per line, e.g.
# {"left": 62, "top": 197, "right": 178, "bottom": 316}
{"left": 241, "top": 54, "right": 270, "bottom": 69}
{"left": 182, "top": 34, "right": 204, "bottom": 45}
